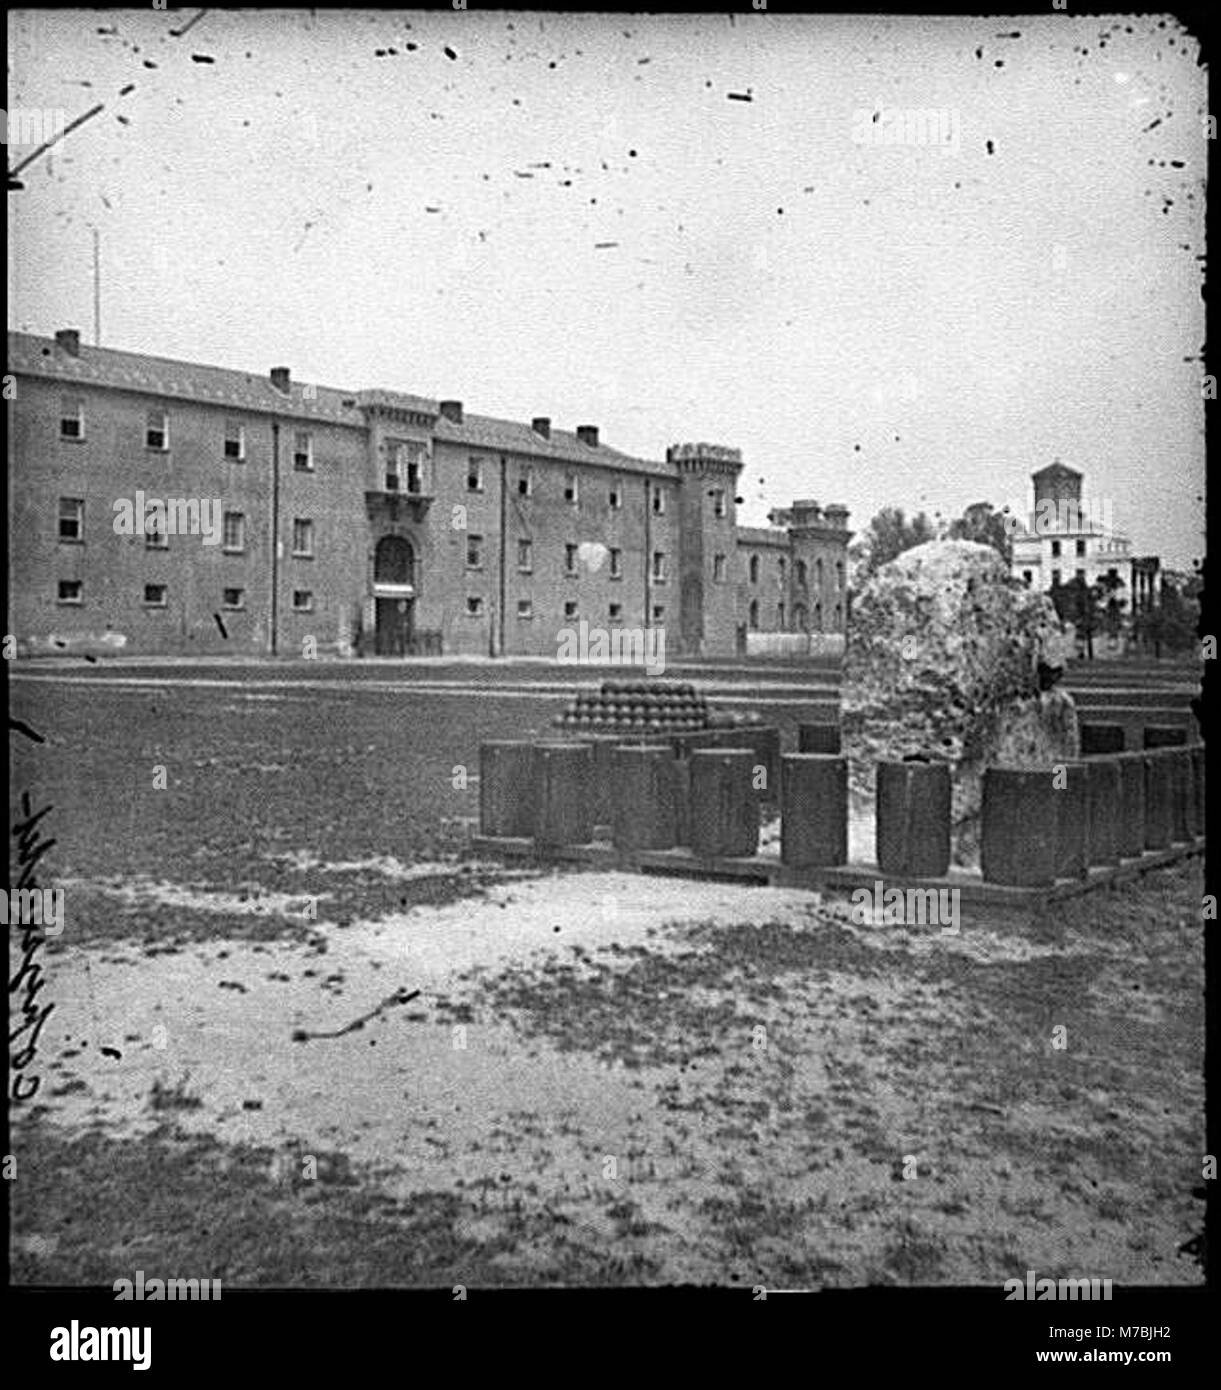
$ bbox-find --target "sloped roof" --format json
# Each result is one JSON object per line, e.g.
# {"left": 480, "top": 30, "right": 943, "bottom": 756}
{"left": 7, "top": 332, "right": 365, "bottom": 426}
{"left": 433, "top": 410, "right": 672, "bottom": 477}
{"left": 8, "top": 332, "right": 676, "bottom": 474}
{"left": 1032, "top": 459, "right": 1083, "bottom": 478}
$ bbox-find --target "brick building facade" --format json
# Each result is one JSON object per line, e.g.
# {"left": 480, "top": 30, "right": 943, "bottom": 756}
{"left": 7, "top": 330, "right": 851, "bottom": 658}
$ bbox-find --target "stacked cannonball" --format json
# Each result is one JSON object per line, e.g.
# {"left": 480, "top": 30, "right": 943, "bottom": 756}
{"left": 555, "top": 680, "right": 710, "bottom": 732}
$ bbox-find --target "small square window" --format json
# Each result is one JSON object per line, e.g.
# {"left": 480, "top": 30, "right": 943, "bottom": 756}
{"left": 651, "top": 604, "right": 665, "bottom": 622}
{"left": 224, "top": 421, "right": 245, "bottom": 460}
{"left": 1050, "top": 540, "right": 1061, "bottom": 558}
{"left": 467, "top": 535, "right": 484, "bottom": 569}
{"left": 60, "top": 397, "right": 84, "bottom": 439}
{"left": 712, "top": 489, "right": 726, "bottom": 518}
{"left": 564, "top": 473, "right": 579, "bottom": 504}
{"left": 57, "top": 579, "right": 83, "bottom": 605}
{"left": 293, "top": 431, "right": 314, "bottom": 471}
{"left": 517, "top": 538, "right": 533, "bottom": 572}
{"left": 517, "top": 598, "right": 533, "bottom": 619}
{"left": 146, "top": 409, "right": 169, "bottom": 451}
{"left": 467, "top": 457, "right": 483, "bottom": 492}
{"left": 1076, "top": 539, "right": 1086, "bottom": 557}
{"left": 292, "top": 590, "right": 314, "bottom": 613}
{"left": 222, "top": 587, "right": 245, "bottom": 610}
{"left": 143, "top": 584, "right": 168, "bottom": 608}
{"left": 518, "top": 469, "right": 533, "bottom": 497}
{"left": 609, "top": 484, "right": 622, "bottom": 510}
{"left": 652, "top": 551, "right": 666, "bottom": 583}
{"left": 563, "top": 600, "right": 578, "bottom": 620}
{"left": 652, "top": 490, "right": 665, "bottom": 515}
{"left": 145, "top": 521, "right": 168, "bottom": 550}
{"left": 58, "top": 497, "right": 84, "bottom": 541}
{"left": 609, "top": 602, "right": 622, "bottom": 621}
{"left": 292, "top": 518, "right": 314, "bottom": 557}
{"left": 467, "top": 596, "right": 484, "bottom": 616}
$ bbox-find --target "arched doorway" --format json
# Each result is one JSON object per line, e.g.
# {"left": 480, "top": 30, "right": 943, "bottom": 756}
{"left": 373, "top": 535, "right": 415, "bottom": 655}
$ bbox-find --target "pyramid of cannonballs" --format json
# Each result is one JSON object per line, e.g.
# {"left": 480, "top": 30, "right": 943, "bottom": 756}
{"left": 555, "top": 680, "right": 710, "bottom": 732}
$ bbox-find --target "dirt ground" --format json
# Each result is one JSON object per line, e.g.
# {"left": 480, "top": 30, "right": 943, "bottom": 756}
{"left": 11, "top": 853, "right": 1205, "bottom": 1288}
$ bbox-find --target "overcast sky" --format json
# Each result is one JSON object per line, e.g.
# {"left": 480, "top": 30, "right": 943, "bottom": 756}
{"left": 7, "top": 9, "right": 1206, "bottom": 569}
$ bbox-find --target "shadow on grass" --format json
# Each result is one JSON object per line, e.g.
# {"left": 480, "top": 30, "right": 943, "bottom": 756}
{"left": 9, "top": 1118, "right": 662, "bottom": 1288}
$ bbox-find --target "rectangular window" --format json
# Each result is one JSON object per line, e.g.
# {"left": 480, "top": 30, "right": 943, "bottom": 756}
{"left": 292, "top": 518, "right": 314, "bottom": 557}
{"left": 466, "top": 596, "right": 484, "bottom": 616}
{"left": 609, "top": 547, "right": 622, "bottom": 579}
{"left": 518, "top": 468, "right": 533, "bottom": 497}
{"left": 292, "top": 590, "right": 314, "bottom": 613}
{"left": 222, "top": 587, "right": 245, "bottom": 610}
{"left": 293, "top": 431, "right": 314, "bottom": 472}
{"left": 652, "top": 551, "right": 666, "bottom": 583}
{"left": 222, "top": 511, "right": 245, "bottom": 553}
{"left": 712, "top": 488, "right": 726, "bottom": 518}
{"left": 517, "top": 538, "right": 533, "bottom": 572}
{"left": 58, "top": 497, "right": 84, "bottom": 541}
{"left": 609, "top": 483, "right": 622, "bottom": 510}
{"left": 57, "top": 579, "right": 83, "bottom": 605}
{"left": 563, "top": 600, "right": 578, "bottom": 620}
{"left": 224, "top": 421, "right": 245, "bottom": 460}
{"left": 713, "top": 553, "right": 727, "bottom": 582}
{"left": 60, "top": 397, "right": 84, "bottom": 439}
{"left": 652, "top": 489, "right": 665, "bottom": 515}
{"left": 467, "top": 535, "right": 484, "bottom": 569}
{"left": 517, "top": 598, "right": 533, "bottom": 619}
{"left": 651, "top": 604, "right": 665, "bottom": 622}
{"left": 146, "top": 409, "right": 169, "bottom": 451}
{"left": 565, "top": 543, "right": 578, "bottom": 575}
{"left": 1075, "top": 568, "right": 1086, "bottom": 583}
{"left": 386, "top": 440, "right": 424, "bottom": 493}
{"left": 143, "top": 583, "right": 168, "bottom": 608}
{"left": 1050, "top": 539, "right": 1061, "bottom": 558}
{"left": 467, "top": 457, "right": 483, "bottom": 492}
{"left": 564, "top": 472, "right": 579, "bottom": 504}
{"left": 1076, "top": 538, "right": 1087, "bottom": 557}
{"left": 1051, "top": 569, "right": 1062, "bottom": 587}
{"left": 1022, "top": 570, "right": 1033, "bottom": 585}
{"left": 145, "top": 515, "right": 168, "bottom": 549}
{"left": 609, "top": 602, "right": 622, "bottom": 621}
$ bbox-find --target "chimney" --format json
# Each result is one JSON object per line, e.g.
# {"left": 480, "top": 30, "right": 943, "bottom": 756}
{"left": 270, "top": 366, "right": 291, "bottom": 394}
{"left": 576, "top": 425, "right": 599, "bottom": 447}
{"left": 55, "top": 328, "right": 81, "bottom": 357}
{"left": 532, "top": 416, "right": 551, "bottom": 439}
{"left": 439, "top": 399, "right": 463, "bottom": 424}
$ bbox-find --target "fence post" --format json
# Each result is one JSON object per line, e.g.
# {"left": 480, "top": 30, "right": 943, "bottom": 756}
{"left": 534, "top": 742, "right": 595, "bottom": 847}
{"left": 1116, "top": 752, "right": 1146, "bottom": 859}
{"left": 612, "top": 745, "right": 675, "bottom": 852}
{"left": 876, "top": 759, "right": 951, "bottom": 878}
{"left": 1084, "top": 757, "right": 1120, "bottom": 867}
{"left": 1055, "top": 760, "right": 1090, "bottom": 880}
{"left": 980, "top": 768, "right": 1059, "bottom": 887}
{"left": 689, "top": 748, "right": 759, "bottom": 858}
{"left": 780, "top": 754, "right": 848, "bottom": 868}
{"left": 480, "top": 740, "right": 536, "bottom": 837}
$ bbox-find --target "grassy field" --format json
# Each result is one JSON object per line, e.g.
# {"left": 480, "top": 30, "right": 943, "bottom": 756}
{"left": 9, "top": 670, "right": 1206, "bottom": 1288}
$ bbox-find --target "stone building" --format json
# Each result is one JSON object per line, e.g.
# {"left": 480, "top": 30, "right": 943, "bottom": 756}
{"left": 1010, "top": 460, "right": 1140, "bottom": 602}
{"left": 7, "top": 329, "right": 851, "bottom": 658}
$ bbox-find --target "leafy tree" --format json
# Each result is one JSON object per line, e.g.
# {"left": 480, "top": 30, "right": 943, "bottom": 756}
{"left": 849, "top": 505, "right": 938, "bottom": 584}
{"left": 947, "top": 501, "right": 1013, "bottom": 565}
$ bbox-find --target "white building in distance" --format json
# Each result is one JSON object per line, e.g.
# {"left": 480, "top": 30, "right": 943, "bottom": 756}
{"left": 1009, "top": 461, "right": 1155, "bottom": 611}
